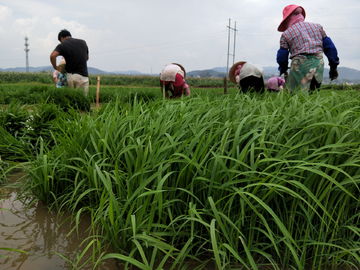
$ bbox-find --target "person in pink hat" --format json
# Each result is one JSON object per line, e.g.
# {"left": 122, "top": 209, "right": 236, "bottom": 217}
{"left": 276, "top": 5, "right": 339, "bottom": 93}
{"left": 160, "top": 63, "right": 190, "bottom": 99}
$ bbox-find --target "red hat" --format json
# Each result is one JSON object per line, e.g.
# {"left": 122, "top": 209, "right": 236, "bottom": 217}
{"left": 278, "top": 4, "right": 306, "bottom": 32}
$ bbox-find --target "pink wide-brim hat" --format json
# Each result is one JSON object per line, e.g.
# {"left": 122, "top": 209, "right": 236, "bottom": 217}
{"left": 278, "top": 4, "right": 306, "bottom": 32}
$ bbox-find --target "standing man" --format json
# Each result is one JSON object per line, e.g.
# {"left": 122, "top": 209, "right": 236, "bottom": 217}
{"left": 50, "top": 29, "right": 89, "bottom": 95}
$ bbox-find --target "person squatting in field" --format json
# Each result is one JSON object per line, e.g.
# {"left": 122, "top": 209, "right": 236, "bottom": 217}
{"left": 50, "top": 29, "right": 90, "bottom": 95}
{"left": 52, "top": 58, "right": 67, "bottom": 88}
{"left": 276, "top": 4, "right": 340, "bottom": 94}
{"left": 229, "top": 61, "right": 265, "bottom": 93}
{"left": 266, "top": 76, "right": 286, "bottom": 92}
{"left": 160, "top": 63, "right": 190, "bottom": 99}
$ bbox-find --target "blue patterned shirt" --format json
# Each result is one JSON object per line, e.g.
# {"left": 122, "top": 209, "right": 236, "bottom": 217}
{"left": 56, "top": 73, "right": 67, "bottom": 88}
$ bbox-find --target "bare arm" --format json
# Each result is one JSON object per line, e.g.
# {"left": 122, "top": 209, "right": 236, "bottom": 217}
{"left": 50, "top": 50, "right": 60, "bottom": 69}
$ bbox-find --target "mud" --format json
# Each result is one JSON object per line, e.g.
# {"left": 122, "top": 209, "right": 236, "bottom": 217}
{"left": 0, "top": 171, "right": 121, "bottom": 270}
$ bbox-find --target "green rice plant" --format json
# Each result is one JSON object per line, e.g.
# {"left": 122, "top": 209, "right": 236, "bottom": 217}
{"left": 0, "top": 102, "right": 34, "bottom": 161}
{"left": 0, "top": 84, "right": 51, "bottom": 104}
{"left": 0, "top": 83, "right": 91, "bottom": 111}
{"left": 0, "top": 101, "right": 30, "bottom": 133}
{"left": 25, "top": 101, "right": 60, "bottom": 140}
{"left": 0, "top": 247, "right": 30, "bottom": 258}
{"left": 0, "top": 71, "right": 53, "bottom": 84}
{"left": 88, "top": 75, "right": 161, "bottom": 87}
{"left": 88, "top": 86, "right": 162, "bottom": 104}
{"left": 0, "top": 81, "right": 235, "bottom": 106}
{"left": 0, "top": 101, "right": 63, "bottom": 161}
{"left": 0, "top": 126, "right": 31, "bottom": 161}
{"left": 20, "top": 90, "right": 360, "bottom": 269}
{"left": 2, "top": 71, "right": 360, "bottom": 90}
{"left": 1, "top": 72, "right": 230, "bottom": 88}
{"left": 0, "top": 158, "right": 10, "bottom": 183}
{"left": 45, "top": 87, "right": 91, "bottom": 112}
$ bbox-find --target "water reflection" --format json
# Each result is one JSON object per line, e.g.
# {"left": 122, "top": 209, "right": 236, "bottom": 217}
{"left": 0, "top": 185, "right": 121, "bottom": 270}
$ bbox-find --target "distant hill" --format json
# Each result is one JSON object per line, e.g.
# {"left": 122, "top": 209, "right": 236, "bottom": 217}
{"left": 187, "top": 69, "right": 226, "bottom": 78}
{"left": 1, "top": 65, "right": 359, "bottom": 83}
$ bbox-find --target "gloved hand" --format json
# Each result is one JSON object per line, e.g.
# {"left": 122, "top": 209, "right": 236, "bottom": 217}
{"left": 329, "top": 67, "right": 338, "bottom": 81}
{"left": 279, "top": 68, "right": 288, "bottom": 77}
{"left": 279, "top": 64, "right": 288, "bottom": 76}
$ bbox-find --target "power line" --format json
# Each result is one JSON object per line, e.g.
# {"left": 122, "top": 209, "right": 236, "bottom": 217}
{"left": 91, "top": 32, "right": 226, "bottom": 57}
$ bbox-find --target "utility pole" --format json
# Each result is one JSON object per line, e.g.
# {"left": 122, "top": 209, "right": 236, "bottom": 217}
{"left": 226, "top": 19, "right": 231, "bottom": 79}
{"left": 233, "top": 21, "right": 237, "bottom": 65}
{"left": 24, "top": 37, "right": 30, "bottom": 72}
{"left": 226, "top": 19, "right": 237, "bottom": 78}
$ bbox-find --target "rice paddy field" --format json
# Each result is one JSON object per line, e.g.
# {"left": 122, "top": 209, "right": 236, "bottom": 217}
{"left": 1, "top": 72, "right": 360, "bottom": 270}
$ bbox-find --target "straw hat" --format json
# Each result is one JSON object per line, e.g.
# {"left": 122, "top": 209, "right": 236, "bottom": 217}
{"left": 229, "top": 61, "right": 247, "bottom": 84}
{"left": 172, "top": 63, "right": 186, "bottom": 78}
{"left": 278, "top": 5, "right": 306, "bottom": 32}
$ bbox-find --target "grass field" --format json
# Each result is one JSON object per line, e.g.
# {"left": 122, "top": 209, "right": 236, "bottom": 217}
{"left": 1, "top": 74, "right": 360, "bottom": 270}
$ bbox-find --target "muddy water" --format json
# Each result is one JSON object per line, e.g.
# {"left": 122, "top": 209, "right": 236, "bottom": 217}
{"left": 0, "top": 173, "right": 122, "bottom": 270}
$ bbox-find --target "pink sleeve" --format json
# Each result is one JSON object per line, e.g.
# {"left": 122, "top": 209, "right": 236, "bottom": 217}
{"left": 184, "top": 82, "right": 190, "bottom": 96}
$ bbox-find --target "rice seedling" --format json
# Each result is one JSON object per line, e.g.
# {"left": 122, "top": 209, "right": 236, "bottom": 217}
{"left": 0, "top": 157, "right": 10, "bottom": 183}
{"left": 7, "top": 89, "right": 356, "bottom": 269}
{"left": 0, "top": 247, "right": 30, "bottom": 258}
{"left": 0, "top": 72, "right": 230, "bottom": 88}
{"left": 0, "top": 71, "right": 54, "bottom": 84}
{"left": 0, "top": 100, "right": 63, "bottom": 161}
{"left": 1, "top": 84, "right": 360, "bottom": 268}
{"left": 46, "top": 87, "right": 91, "bottom": 112}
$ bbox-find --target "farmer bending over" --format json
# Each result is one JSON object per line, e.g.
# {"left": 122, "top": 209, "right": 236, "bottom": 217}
{"left": 160, "top": 63, "right": 190, "bottom": 99}
{"left": 50, "top": 29, "right": 90, "bottom": 95}
{"left": 229, "top": 61, "right": 265, "bottom": 93}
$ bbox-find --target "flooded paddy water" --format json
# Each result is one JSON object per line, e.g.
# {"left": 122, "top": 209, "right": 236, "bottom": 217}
{"left": 0, "top": 174, "right": 218, "bottom": 270}
{"left": 0, "top": 171, "right": 122, "bottom": 270}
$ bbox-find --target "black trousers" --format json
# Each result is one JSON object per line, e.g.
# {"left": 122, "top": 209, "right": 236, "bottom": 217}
{"left": 239, "top": 76, "right": 265, "bottom": 94}
{"left": 309, "top": 77, "right": 322, "bottom": 93}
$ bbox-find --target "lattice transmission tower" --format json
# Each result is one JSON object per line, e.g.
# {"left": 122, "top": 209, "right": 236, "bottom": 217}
{"left": 24, "top": 37, "right": 30, "bottom": 72}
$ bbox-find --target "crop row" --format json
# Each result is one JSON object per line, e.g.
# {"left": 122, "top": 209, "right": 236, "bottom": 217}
{"left": 1, "top": 89, "right": 360, "bottom": 269}
{"left": 1, "top": 71, "right": 358, "bottom": 90}
{"left": 0, "top": 71, "right": 228, "bottom": 88}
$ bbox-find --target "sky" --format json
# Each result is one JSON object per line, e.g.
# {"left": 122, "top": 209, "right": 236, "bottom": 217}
{"left": 0, "top": 0, "right": 359, "bottom": 74}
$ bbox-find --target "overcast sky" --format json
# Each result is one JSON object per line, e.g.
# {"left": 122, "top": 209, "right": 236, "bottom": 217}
{"left": 1, "top": 0, "right": 359, "bottom": 74}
